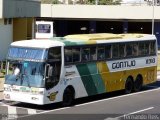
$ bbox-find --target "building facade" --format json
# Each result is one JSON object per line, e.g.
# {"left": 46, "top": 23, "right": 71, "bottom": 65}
{"left": 39, "top": 4, "right": 160, "bottom": 47}
{"left": 0, "top": 0, "right": 40, "bottom": 60}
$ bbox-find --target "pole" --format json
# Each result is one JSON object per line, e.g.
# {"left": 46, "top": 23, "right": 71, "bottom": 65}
{"left": 152, "top": 0, "right": 155, "bottom": 35}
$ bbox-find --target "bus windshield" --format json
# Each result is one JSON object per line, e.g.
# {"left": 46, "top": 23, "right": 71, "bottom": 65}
{"left": 5, "top": 60, "right": 45, "bottom": 88}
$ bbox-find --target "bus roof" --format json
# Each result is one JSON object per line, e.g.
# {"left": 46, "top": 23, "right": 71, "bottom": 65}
{"left": 11, "top": 39, "right": 64, "bottom": 49}
{"left": 64, "top": 33, "right": 154, "bottom": 40}
{"left": 61, "top": 33, "right": 156, "bottom": 46}
{"left": 10, "top": 33, "right": 156, "bottom": 48}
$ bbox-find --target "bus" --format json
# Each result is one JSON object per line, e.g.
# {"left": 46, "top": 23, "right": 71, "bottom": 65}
{"left": 3, "top": 33, "right": 157, "bottom": 106}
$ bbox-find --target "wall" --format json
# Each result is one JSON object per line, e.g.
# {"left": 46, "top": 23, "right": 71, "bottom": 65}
{"left": 41, "top": 4, "right": 160, "bottom": 20}
{"left": 0, "top": 24, "right": 12, "bottom": 60}
{"left": 0, "top": 0, "right": 3, "bottom": 18}
{"left": 13, "top": 18, "right": 27, "bottom": 41}
{"left": 2, "top": 0, "right": 40, "bottom": 18}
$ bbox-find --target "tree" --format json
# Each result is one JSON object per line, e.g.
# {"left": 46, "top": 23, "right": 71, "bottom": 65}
{"left": 98, "top": 0, "right": 121, "bottom": 5}
{"left": 41, "top": 0, "right": 60, "bottom": 4}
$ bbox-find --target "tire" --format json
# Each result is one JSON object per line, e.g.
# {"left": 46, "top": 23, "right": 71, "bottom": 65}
{"left": 134, "top": 75, "right": 143, "bottom": 92}
{"left": 62, "top": 87, "right": 75, "bottom": 106}
{"left": 125, "top": 77, "right": 133, "bottom": 94}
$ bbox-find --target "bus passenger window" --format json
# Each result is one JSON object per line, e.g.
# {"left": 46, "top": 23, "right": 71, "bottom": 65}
{"left": 65, "top": 48, "right": 72, "bottom": 63}
{"left": 150, "top": 41, "right": 156, "bottom": 55}
{"left": 73, "top": 48, "right": 80, "bottom": 62}
{"left": 119, "top": 44, "right": 125, "bottom": 58}
{"left": 144, "top": 43, "right": 149, "bottom": 55}
{"left": 126, "top": 43, "right": 133, "bottom": 57}
{"left": 97, "top": 47, "right": 105, "bottom": 60}
{"left": 90, "top": 47, "right": 97, "bottom": 61}
{"left": 82, "top": 48, "right": 90, "bottom": 61}
{"left": 139, "top": 42, "right": 145, "bottom": 56}
{"left": 105, "top": 45, "right": 111, "bottom": 59}
{"left": 132, "top": 43, "right": 138, "bottom": 56}
{"left": 112, "top": 44, "right": 119, "bottom": 58}
{"left": 48, "top": 47, "right": 61, "bottom": 61}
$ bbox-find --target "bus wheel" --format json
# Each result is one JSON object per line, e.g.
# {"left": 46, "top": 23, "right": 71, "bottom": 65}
{"left": 62, "top": 87, "right": 75, "bottom": 106}
{"left": 134, "top": 75, "right": 143, "bottom": 92}
{"left": 125, "top": 77, "right": 133, "bottom": 94}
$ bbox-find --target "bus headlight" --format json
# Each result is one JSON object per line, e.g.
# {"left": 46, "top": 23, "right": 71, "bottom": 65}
{"left": 4, "top": 94, "right": 10, "bottom": 99}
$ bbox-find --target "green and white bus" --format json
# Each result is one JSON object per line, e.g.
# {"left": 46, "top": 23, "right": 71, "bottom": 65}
{"left": 3, "top": 33, "right": 157, "bottom": 105}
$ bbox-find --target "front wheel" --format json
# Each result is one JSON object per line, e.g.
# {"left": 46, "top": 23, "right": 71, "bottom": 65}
{"left": 62, "top": 87, "right": 75, "bottom": 106}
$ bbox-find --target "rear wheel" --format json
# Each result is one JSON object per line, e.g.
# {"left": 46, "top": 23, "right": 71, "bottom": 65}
{"left": 62, "top": 87, "right": 75, "bottom": 106}
{"left": 134, "top": 75, "right": 143, "bottom": 92}
{"left": 125, "top": 77, "right": 133, "bottom": 94}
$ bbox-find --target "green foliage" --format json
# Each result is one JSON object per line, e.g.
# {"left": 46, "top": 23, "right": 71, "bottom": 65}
{"left": 41, "top": 0, "right": 61, "bottom": 4}
{"left": 98, "top": 0, "right": 121, "bottom": 5}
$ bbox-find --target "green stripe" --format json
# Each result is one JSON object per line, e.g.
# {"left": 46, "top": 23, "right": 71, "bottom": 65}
{"left": 76, "top": 64, "right": 98, "bottom": 96}
{"left": 87, "top": 63, "right": 106, "bottom": 94}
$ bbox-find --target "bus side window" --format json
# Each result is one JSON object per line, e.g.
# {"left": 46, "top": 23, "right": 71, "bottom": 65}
{"left": 48, "top": 47, "right": 61, "bottom": 61}
{"left": 65, "top": 48, "right": 72, "bottom": 63}
{"left": 150, "top": 41, "right": 156, "bottom": 55}
{"left": 97, "top": 46, "right": 105, "bottom": 60}
{"left": 82, "top": 47, "right": 90, "bottom": 61}
{"left": 73, "top": 48, "right": 80, "bottom": 62}
{"left": 105, "top": 45, "right": 111, "bottom": 59}
{"left": 144, "top": 42, "right": 150, "bottom": 55}
{"left": 112, "top": 44, "right": 119, "bottom": 58}
{"left": 126, "top": 43, "right": 133, "bottom": 57}
{"left": 90, "top": 47, "right": 97, "bottom": 61}
{"left": 119, "top": 44, "right": 125, "bottom": 58}
{"left": 132, "top": 43, "right": 138, "bottom": 56}
{"left": 139, "top": 42, "right": 145, "bottom": 56}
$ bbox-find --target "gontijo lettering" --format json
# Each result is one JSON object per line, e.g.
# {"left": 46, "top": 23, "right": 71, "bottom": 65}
{"left": 112, "top": 60, "right": 136, "bottom": 69}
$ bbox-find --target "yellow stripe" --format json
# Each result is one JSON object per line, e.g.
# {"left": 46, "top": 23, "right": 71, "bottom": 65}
{"left": 97, "top": 62, "right": 157, "bottom": 92}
